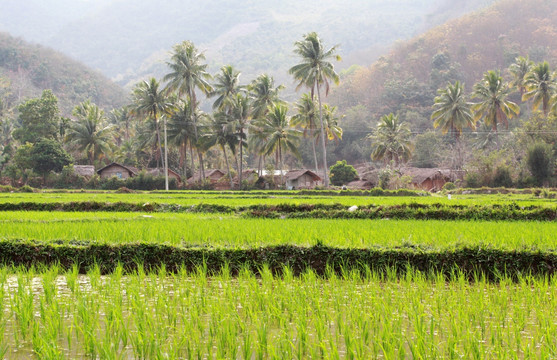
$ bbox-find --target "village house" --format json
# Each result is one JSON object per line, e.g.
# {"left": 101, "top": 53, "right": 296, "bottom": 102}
{"left": 400, "top": 167, "right": 461, "bottom": 191}
{"left": 284, "top": 170, "right": 322, "bottom": 189}
{"left": 187, "top": 169, "right": 226, "bottom": 186}
{"left": 147, "top": 168, "right": 182, "bottom": 184}
{"left": 96, "top": 163, "right": 138, "bottom": 179}
{"left": 346, "top": 179, "right": 375, "bottom": 190}
{"left": 73, "top": 165, "right": 95, "bottom": 178}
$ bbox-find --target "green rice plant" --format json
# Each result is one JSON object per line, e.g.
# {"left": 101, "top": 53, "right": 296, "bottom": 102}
{"left": 1, "top": 211, "right": 557, "bottom": 251}
{"left": 2, "top": 264, "right": 557, "bottom": 358}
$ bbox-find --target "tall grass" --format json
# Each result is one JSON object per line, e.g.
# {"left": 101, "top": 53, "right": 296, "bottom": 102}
{"left": 1, "top": 265, "right": 557, "bottom": 358}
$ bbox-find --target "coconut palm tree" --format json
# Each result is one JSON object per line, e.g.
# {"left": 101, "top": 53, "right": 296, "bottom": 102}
{"left": 227, "top": 93, "right": 251, "bottom": 188}
{"left": 164, "top": 41, "right": 213, "bottom": 180}
{"left": 551, "top": 93, "right": 557, "bottom": 117}
{"left": 509, "top": 56, "right": 533, "bottom": 98}
{"left": 289, "top": 32, "right": 340, "bottom": 187}
{"left": 367, "top": 113, "right": 412, "bottom": 167}
{"left": 291, "top": 93, "right": 319, "bottom": 171}
{"left": 66, "top": 100, "right": 114, "bottom": 165}
{"left": 203, "top": 112, "right": 237, "bottom": 189}
{"left": 472, "top": 70, "right": 520, "bottom": 149}
{"left": 523, "top": 62, "right": 557, "bottom": 116}
{"left": 259, "top": 103, "right": 301, "bottom": 186}
{"left": 431, "top": 81, "right": 475, "bottom": 169}
{"left": 248, "top": 74, "right": 284, "bottom": 120}
{"left": 322, "top": 104, "right": 343, "bottom": 144}
{"left": 167, "top": 99, "right": 196, "bottom": 177}
{"left": 212, "top": 65, "right": 245, "bottom": 112}
{"left": 132, "top": 78, "right": 172, "bottom": 170}
{"left": 109, "top": 106, "right": 133, "bottom": 144}
{"left": 247, "top": 74, "right": 283, "bottom": 175}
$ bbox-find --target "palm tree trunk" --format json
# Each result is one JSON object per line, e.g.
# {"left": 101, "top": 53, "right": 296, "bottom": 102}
{"left": 180, "top": 141, "right": 187, "bottom": 178}
{"left": 154, "top": 109, "right": 163, "bottom": 171}
{"left": 239, "top": 127, "right": 244, "bottom": 190}
{"left": 163, "top": 117, "right": 169, "bottom": 191}
{"left": 310, "top": 128, "right": 319, "bottom": 172}
{"left": 190, "top": 92, "right": 205, "bottom": 182}
{"left": 222, "top": 145, "right": 234, "bottom": 189}
{"left": 316, "top": 85, "right": 329, "bottom": 187}
{"left": 279, "top": 141, "right": 284, "bottom": 188}
{"left": 199, "top": 153, "right": 205, "bottom": 181}
{"left": 456, "top": 133, "right": 462, "bottom": 170}
{"left": 189, "top": 143, "right": 195, "bottom": 179}
{"left": 494, "top": 121, "right": 500, "bottom": 151}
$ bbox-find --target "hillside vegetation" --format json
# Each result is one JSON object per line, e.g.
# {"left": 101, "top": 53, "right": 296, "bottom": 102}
{"left": 1, "top": 0, "right": 496, "bottom": 90}
{"left": 332, "top": 0, "right": 557, "bottom": 119}
{"left": 0, "top": 32, "right": 127, "bottom": 115}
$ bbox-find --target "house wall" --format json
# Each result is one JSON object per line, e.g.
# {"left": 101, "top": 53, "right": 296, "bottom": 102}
{"left": 99, "top": 165, "right": 133, "bottom": 179}
{"left": 167, "top": 172, "right": 181, "bottom": 182}
{"left": 413, "top": 178, "right": 447, "bottom": 191}
{"left": 286, "top": 174, "right": 318, "bottom": 189}
{"left": 208, "top": 173, "right": 224, "bottom": 181}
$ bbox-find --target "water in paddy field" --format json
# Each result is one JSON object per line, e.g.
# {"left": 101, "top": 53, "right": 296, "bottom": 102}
{"left": 0, "top": 271, "right": 555, "bottom": 359}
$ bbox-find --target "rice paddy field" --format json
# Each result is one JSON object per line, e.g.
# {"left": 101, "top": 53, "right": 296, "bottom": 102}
{"left": 0, "top": 190, "right": 556, "bottom": 358}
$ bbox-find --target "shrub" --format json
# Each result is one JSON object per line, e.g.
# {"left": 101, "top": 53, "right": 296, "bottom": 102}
{"left": 329, "top": 160, "right": 358, "bottom": 186}
{"left": 378, "top": 168, "right": 392, "bottom": 189}
{"left": 527, "top": 142, "right": 554, "bottom": 186}
{"left": 18, "top": 185, "right": 36, "bottom": 193}
{"left": 492, "top": 166, "right": 513, "bottom": 188}
{"left": 464, "top": 172, "right": 480, "bottom": 188}
{"left": 442, "top": 182, "right": 456, "bottom": 191}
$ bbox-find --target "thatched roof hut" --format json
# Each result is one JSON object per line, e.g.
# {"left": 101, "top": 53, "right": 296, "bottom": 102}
{"left": 400, "top": 167, "right": 459, "bottom": 191}
{"left": 187, "top": 169, "right": 226, "bottom": 185}
{"left": 96, "top": 163, "right": 138, "bottom": 179}
{"left": 284, "top": 170, "right": 321, "bottom": 189}
{"left": 73, "top": 165, "right": 95, "bottom": 178}
{"left": 147, "top": 168, "right": 182, "bottom": 183}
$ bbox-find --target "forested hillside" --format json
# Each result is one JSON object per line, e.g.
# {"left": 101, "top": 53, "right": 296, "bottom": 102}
{"left": 0, "top": 0, "right": 496, "bottom": 89}
{"left": 0, "top": 32, "right": 128, "bottom": 115}
{"left": 333, "top": 0, "right": 557, "bottom": 120}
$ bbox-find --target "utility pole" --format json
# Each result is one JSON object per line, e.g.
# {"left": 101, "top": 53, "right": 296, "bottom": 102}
{"left": 163, "top": 115, "right": 169, "bottom": 191}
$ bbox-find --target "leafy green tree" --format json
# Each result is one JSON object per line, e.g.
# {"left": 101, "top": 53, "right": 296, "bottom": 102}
{"left": 523, "top": 61, "right": 557, "bottom": 115}
{"left": 527, "top": 142, "right": 554, "bottom": 186}
{"left": 13, "top": 89, "right": 60, "bottom": 144}
{"left": 472, "top": 70, "right": 520, "bottom": 149}
{"left": 66, "top": 100, "right": 114, "bottom": 165}
{"left": 368, "top": 113, "right": 412, "bottom": 167}
{"left": 411, "top": 131, "right": 443, "bottom": 168}
{"left": 259, "top": 104, "right": 301, "bottom": 186}
{"left": 431, "top": 81, "right": 475, "bottom": 169}
{"left": 132, "top": 78, "right": 172, "bottom": 170}
{"left": 289, "top": 32, "right": 340, "bottom": 187}
{"left": 20, "top": 139, "right": 72, "bottom": 183}
{"left": 329, "top": 160, "right": 358, "bottom": 186}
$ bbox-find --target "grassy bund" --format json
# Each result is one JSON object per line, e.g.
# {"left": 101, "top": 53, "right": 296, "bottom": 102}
{"left": 0, "top": 189, "right": 556, "bottom": 358}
